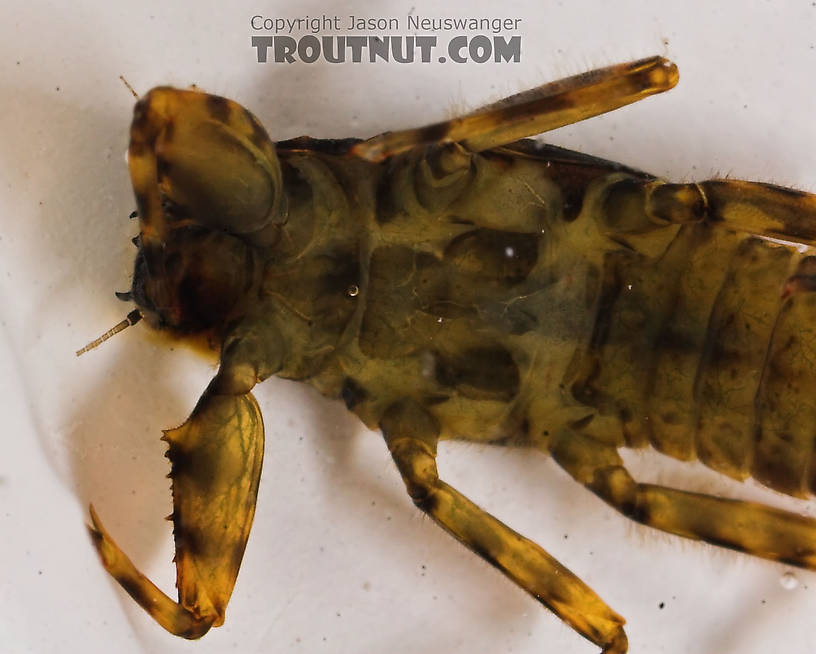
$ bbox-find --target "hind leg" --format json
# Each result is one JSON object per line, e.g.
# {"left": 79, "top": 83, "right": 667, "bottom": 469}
{"left": 550, "top": 427, "right": 816, "bottom": 569}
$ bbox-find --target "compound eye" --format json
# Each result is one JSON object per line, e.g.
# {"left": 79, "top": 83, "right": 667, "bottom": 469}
{"left": 155, "top": 114, "right": 284, "bottom": 235}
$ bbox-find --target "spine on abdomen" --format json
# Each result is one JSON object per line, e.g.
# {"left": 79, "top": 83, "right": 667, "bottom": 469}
{"left": 571, "top": 221, "right": 816, "bottom": 498}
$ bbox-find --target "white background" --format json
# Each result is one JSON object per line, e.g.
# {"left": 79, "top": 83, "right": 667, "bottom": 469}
{"left": 2, "top": 1, "right": 816, "bottom": 653}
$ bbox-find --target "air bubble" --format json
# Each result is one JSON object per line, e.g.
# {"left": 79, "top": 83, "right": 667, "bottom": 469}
{"left": 780, "top": 571, "right": 798, "bottom": 590}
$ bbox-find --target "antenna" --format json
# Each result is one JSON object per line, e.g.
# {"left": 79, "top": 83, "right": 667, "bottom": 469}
{"left": 119, "top": 75, "right": 139, "bottom": 99}
{"left": 76, "top": 309, "right": 142, "bottom": 357}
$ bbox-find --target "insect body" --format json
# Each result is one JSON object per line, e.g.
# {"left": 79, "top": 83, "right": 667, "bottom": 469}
{"left": 84, "top": 56, "right": 816, "bottom": 652}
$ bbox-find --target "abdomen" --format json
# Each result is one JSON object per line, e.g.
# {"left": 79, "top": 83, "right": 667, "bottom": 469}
{"left": 569, "top": 221, "right": 816, "bottom": 498}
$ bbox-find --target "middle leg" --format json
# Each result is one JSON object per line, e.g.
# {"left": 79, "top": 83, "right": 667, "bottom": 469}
{"left": 381, "top": 398, "right": 628, "bottom": 654}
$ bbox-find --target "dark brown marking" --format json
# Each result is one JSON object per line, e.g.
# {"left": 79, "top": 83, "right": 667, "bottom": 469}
{"left": 465, "top": 538, "right": 504, "bottom": 572}
{"left": 242, "top": 246, "right": 256, "bottom": 293}
{"left": 133, "top": 189, "right": 151, "bottom": 217}
{"left": 570, "top": 358, "right": 601, "bottom": 406}
{"left": 583, "top": 263, "right": 600, "bottom": 308}
{"left": 759, "top": 182, "right": 809, "bottom": 199}
{"left": 602, "top": 178, "right": 651, "bottom": 233}
{"left": 417, "top": 121, "right": 451, "bottom": 145}
{"left": 167, "top": 443, "right": 193, "bottom": 478}
{"left": 374, "top": 157, "right": 406, "bottom": 224}
{"left": 448, "top": 216, "right": 476, "bottom": 226}
{"left": 434, "top": 346, "right": 520, "bottom": 401}
{"left": 486, "top": 434, "right": 516, "bottom": 447}
{"left": 589, "top": 251, "right": 628, "bottom": 351}
{"left": 173, "top": 522, "right": 205, "bottom": 558}
{"left": 503, "top": 140, "right": 654, "bottom": 178}
{"left": 569, "top": 413, "right": 595, "bottom": 430}
{"left": 162, "top": 119, "right": 175, "bottom": 143}
{"left": 130, "top": 98, "right": 152, "bottom": 135}
{"left": 128, "top": 139, "right": 147, "bottom": 158}
{"left": 619, "top": 498, "right": 650, "bottom": 525}
{"left": 570, "top": 252, "right": 630, "bottom": 408}
{"left": 413, "top": 489, "right": 440, "bottom": 514}
{"left": 167, "top": 439, "right": 220, "bottom": 492}
{"left": 561, "top": 184, "right": 584, "bottom": 222}
{"left": 229, "top": 545, "right": 246, "bottom": 577}
{"left": 340, "top": 377, "right": 367, "bottom": 409}
{"left": 316, "top": 250, "right": 360, "bottom": 297}
{"left": 661, "top": 412, "right": 682, "bottom": 426}
{"left": 206, "top": 94, "right": 231, "bottom": 123}
{"left": 649, "top": 183, "right": 707, "bottom": 224}
{"left": 796, "top": 256, "right": 816, "bottom": 275}
{"left": 778, "top": 554, "right": 814, "bottom": 567}
{"left": 421, "top": 393, "right": 451, "bottom": 406}
{"left": 654, "top": 326, "right": 697, "bottom": 354}
{"left": 156, "top": 154, "right": 172, "bottom": 179}
{"left": 243, "top": 108, "right": 272, "bottom": 150}
{"left": 277, "top": 135, "right": 361, "bottom": 154}
{"left": 117, "top": 571, "right": 159, "bottom": 612}
{"left": 702, "top": 320, "right": 742, "bottom": 368}
{"left": 701, "top": 533, "right": 749, "bottom": 555}
{"left": 792, "top": 546, "right": 816, "bottom": 560}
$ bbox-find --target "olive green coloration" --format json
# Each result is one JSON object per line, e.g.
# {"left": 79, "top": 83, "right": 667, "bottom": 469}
{"left": 85, "top": 56, "right": 816, "bottom": 653}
